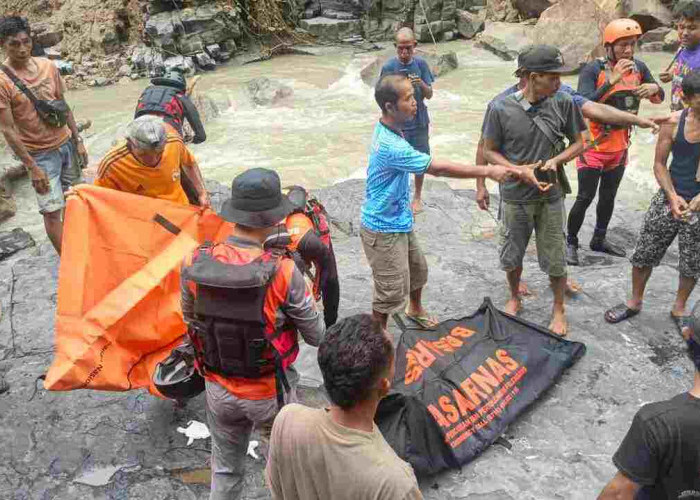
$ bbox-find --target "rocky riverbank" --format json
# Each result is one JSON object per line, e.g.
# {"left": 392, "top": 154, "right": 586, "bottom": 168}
{"left": 0, "top": 178, "right": 694, "bottom": 499}
{"left": 0, "top": 0, "right": 683, "bottom": 92}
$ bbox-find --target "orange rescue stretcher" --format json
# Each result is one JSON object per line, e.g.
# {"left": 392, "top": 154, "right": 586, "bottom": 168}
{"left": 44, "top": 185, "right": 231, "bottom": 396}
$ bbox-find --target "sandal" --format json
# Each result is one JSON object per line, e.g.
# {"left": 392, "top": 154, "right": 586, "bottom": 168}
{"left": 404, "top": 309, "right": 439, "bottom": 330}
{"left": 604, "top": 303, "right": 640, "bottom": 324}
{"left": 670, "top": 313, "right": 694, "bottom": 337}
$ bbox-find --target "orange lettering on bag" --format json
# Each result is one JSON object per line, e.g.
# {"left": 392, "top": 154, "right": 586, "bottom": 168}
{"left": 439, "top": 396, "right": 459, "bottom": 424}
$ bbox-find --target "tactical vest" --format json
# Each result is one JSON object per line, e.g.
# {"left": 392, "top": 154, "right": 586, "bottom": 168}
{"left": 183, "top": 245, "right": 298, "bottom": 381}
{"left": 135, "top": 85, "right": 184, "bottom": 132}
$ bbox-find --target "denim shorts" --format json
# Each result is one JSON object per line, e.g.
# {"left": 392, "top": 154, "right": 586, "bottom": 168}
{"left": 30, "top": 140, "right": 82, "bottom": 214}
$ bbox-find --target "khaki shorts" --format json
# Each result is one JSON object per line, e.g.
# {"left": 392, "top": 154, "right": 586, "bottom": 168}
{"left": 360, "top": 227, "right": 428, "bottom": 314}
{"left": 499, "top": 198, "right": 567, "bottom": 278}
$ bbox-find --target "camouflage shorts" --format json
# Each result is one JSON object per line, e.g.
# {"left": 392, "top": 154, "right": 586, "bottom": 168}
{"left": 630, "top": 189, "right": 700, "bottom": 278}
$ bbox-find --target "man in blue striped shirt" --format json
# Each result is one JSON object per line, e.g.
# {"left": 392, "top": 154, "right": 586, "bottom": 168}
{"left": 361, "top": 74, "right": 544, "bottom": 331}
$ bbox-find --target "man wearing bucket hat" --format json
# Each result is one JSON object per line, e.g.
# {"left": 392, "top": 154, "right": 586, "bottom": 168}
{"left": 180, "top": 167, "right": 325, "bottom": 500}
{"left": 598, "top": 310, "right": 700, "bottom": 499}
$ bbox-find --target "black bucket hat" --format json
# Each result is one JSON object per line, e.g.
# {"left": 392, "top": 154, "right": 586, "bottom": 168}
{"left": 220, "top": 168, "right": 295, "bottom": 227}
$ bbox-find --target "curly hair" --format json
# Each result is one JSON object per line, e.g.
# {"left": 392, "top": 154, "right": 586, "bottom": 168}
{"left": 318, "top": 314, "right": 393, "bottom": 409}
{"left": 0, "top": 16, "right": 30, "bottom": 44}
{"left": 674, "top": 0, "right": 700, "bottom": 21}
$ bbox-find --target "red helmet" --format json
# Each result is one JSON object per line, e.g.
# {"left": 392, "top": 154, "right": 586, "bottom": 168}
{"left": 604, "top": 19, "right": 643, "bottom": 45}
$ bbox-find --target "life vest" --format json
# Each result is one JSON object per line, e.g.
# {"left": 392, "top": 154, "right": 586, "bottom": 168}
{"left": 285, "top": 198, "right": 333, "bottom": 300}
{"left": 183, "top": 244, "right": 299, "bottom": 381}
{"left": 588, "top": 58, "right": 643, "bottom": 152}
{"left": 135, "top": 85, "right": 185, "bottom": 133}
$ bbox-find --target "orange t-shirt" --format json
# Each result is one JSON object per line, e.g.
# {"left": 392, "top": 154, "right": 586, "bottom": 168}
{"left": 0, "top": 57, "right": 71, "bottom": 152}
{"left": 95, "top": 133, "right": 194, "bottom": 205}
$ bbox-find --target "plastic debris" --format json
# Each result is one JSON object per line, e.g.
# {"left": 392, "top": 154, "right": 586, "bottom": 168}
{"left": 177, "top": 420, "right": 210, "bottom": 445}
{"left": 247, "top": 440, "right": 260, "bottom": 460}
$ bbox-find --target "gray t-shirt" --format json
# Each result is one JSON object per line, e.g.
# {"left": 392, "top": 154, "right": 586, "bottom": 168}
{"left": 483, "top": 91, "right": 585, "bottom": 203}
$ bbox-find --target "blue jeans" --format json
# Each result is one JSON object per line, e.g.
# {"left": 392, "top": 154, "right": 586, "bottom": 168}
{"left": 30, "top": 140, "right": 81, "bottom": 214}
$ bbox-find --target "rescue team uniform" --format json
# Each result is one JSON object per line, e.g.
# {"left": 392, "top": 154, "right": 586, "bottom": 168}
{"left": 631, "top": 109, "right": 700, "bottom": 278}
{"left": 181, "top": 236, "right": 324, "bottom": 500}
{"left": 0, "top": 57, "right": 80, "bottom": 214}
{"left": 285, "top": 212, "right": 340, "bottom": 327}
{"left": 94, "top": 132, "right": 194, "bottom": 205}
{"left": 135, "top": 85, "right": 206, "bottom": 144}
{"left": 360, "top": 122, "right": 431, "bottom": 314}
{"left": 670, "top": 44, "right": 700, "bottom": 111}
{"left": 569, "top": 58, "right": 664, "bottom": 247}
{"left": 380, "top": 57, "right": 434, "bottom": 154}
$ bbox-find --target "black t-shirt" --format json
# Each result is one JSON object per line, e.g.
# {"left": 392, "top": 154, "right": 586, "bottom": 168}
{"left": 613, "top": 393, "right": 700, "bottom": 499}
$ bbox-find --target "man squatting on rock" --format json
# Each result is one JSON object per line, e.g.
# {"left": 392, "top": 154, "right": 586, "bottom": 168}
{"left": 361, "top": 73, "right": 543, "bottom": 331}
{"left": 598, "top": 309, "right": 700, "bottom": 499}
{"left": 482, "top": 45, "right": 586, "bottom": 336}
{"left": 0, "top": 16, "right": 88, "bottom": 255}
{"left": 474, "top": 43, "right": 662, "bottom": 295}
{"left": 380, "top": 27, "right": 434, "bottom": 214}
{"left": 266, "top": 314, "right": 423, "bottom": 500}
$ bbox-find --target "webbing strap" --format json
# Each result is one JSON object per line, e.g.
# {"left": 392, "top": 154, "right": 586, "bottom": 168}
{"left": 84, "top": 221, "right": 198, "bottom": 330}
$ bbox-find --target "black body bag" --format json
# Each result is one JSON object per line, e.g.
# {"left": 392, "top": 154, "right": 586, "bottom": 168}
{"left": 1, "top": 64, "right": 69, "bottom": 128}
{"left": 375, "top": 298, "right": 586, "bottom": 476}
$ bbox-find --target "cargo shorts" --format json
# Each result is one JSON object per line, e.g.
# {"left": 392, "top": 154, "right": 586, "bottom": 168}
{"left": 499, "top": 198, "right": 567, "bottom": 278}
{"left": 30, "top": 140, "right": 82, "bottom": 214}
{"left": 360, "top": 227, "right": 429, "bottom": 314}
{"left": 630, "top": 189, "right": 700, "bottom": 278}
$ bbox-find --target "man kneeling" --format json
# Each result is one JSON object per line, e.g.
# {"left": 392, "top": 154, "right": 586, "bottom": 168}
{"left": 265, "top": 314, "right": 423, "bottom": 500}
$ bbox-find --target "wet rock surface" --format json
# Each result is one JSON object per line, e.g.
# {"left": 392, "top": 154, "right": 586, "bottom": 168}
{"left": 0, "top": 179, "right": 694, "bottom": 499}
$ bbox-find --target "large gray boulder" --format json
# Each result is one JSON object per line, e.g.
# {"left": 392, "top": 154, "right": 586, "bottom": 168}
{"left": 299, "top": 17, "right": 364, "bottom": 40}
{"left": 620, "top": 0, "right": 674, "bottom": 31}
{"left": 475, "top": 21, "right": 534, "bottom": 61}
{"left": 456, "top": 9, "right": 486, "bottom": 39}
{"left": 531, "top": 0, "right": 616, "bottom": 70}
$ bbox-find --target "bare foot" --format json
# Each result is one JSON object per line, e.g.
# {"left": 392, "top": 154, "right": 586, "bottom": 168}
{"left": 518, "top": 281, "right": 532, "bottom": 296}
{"left": 565, "top": 278, "right": 582, "bottom": 297}
{"left": 411, "top": 198, "right": 424, "bottom": 215}
{"left": 504, "top": 297, "right": 522, "bottom": 315}
{"left": 549, "top": 308, "right": 568, "bottom": 337}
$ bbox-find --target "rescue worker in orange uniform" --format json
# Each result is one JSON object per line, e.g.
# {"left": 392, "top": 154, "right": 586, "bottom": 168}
{"left": 282, "top": 185, "right": 340, "bottom": 327}
{"left": 568, "top": 19, "right": 664, "bottom": 264}
{"left": 180, "top": 168, "right": 325, "bottom": 500}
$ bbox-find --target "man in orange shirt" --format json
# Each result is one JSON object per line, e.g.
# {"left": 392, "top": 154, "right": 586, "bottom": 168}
{"left": 0, "top": 16, "right": 88, "bottom": 254}
{"left": 95, "top": 115, "right": 209, "bottom": 206}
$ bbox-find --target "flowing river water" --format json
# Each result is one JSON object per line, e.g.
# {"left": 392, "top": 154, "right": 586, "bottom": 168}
{"left": 0, "top": 40, "right": 673, "bottom": 243}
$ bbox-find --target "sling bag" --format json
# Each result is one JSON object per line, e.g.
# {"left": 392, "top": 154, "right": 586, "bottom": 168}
{"left": 1, "top": 64, "right": 69, "bottom": 128}
{"left": 512, "top": 91, "right": 572, "bottom": 194}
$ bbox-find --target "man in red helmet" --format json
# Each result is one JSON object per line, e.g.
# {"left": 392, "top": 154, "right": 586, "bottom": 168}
{"left": 568, "top": 19, "right": 664, "bottom": 265}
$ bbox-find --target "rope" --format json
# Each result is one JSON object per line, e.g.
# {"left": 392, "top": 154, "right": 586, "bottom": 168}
{"left": 417, "top": 0, "right": 439, "bottom": 55}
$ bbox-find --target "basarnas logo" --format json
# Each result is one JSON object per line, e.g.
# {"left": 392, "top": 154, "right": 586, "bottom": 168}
{"left": 404, "top": 326, "right": 477, "bottom": 384}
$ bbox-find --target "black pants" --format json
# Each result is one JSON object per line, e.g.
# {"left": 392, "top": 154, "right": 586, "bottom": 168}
{"left": 566, "top": 166, "right": 626, "bottom": 246}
